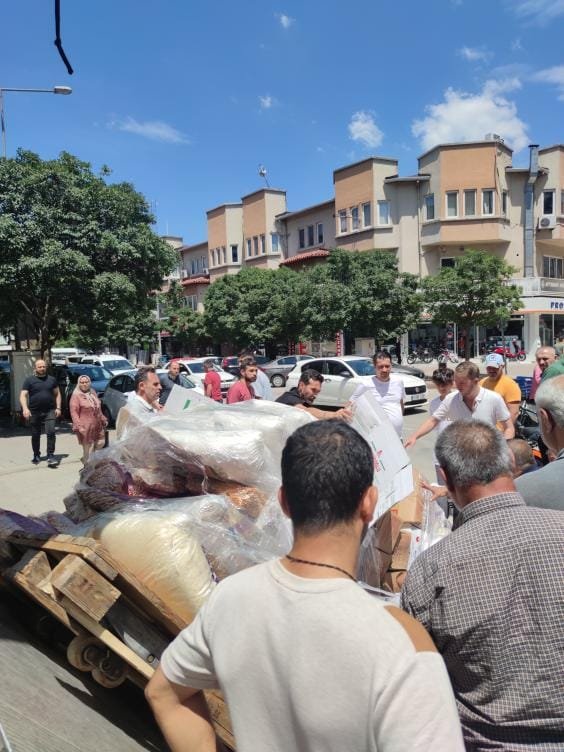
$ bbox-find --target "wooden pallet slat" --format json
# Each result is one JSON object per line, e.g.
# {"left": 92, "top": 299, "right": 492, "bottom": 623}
{"left": 50, "top": 555, "right": 121, "bottom": 623}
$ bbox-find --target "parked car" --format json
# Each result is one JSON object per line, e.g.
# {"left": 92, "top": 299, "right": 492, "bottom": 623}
{"left": 101, "top": 370, "right": 203, "bottom": 425}
{"left": 174, "top": 357, "right": 236, "bottom": 398}
{"left": 393, "top": 363, "right": 425, "bottom": 380}
{"left": 261, "top": 354, "right": 314, "bottom": 387}
{"left": 221, "top": 354, "right": 270, "bottom": 377}
{"left": 80, "top": 354, "right": 136, "bottom": 375}
{"left": 63, "top": 364, "right": 113, "bottom": 417}
{"left": 285, "top": 356, "right": 427, "bottom": 409}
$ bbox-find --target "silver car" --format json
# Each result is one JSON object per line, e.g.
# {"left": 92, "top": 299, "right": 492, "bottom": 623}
{"left": 261, "top": 355, "right": 314, "bottom": 387}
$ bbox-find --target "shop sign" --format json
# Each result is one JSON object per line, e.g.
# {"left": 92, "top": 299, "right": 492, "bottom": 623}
{"left": 550, "top": 300, "right": 564, "bottom": 310}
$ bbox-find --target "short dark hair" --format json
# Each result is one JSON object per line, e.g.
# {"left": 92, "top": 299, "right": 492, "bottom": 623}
{"left": 134, "top": 365, "right": 156, "bottom": 392}
{"left": 374, "top": 350, "right": 392, "bottom": 362}
{"left": 299, "top": 368, "right": 324, "bottom": 385}
{"left": 432, "top": 368, "right": 454, "bottom": 384}
{"left": 281, "top": 420, "right": 374, "bottom": 533}
{"left": 239, "top": 356, "right": 256, "bottom": 373}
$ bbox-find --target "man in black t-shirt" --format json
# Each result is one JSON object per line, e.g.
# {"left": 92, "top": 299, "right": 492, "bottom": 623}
{"left": 20, "top": 359, "right": 62, "bottom": 466}
{"left": 276, "top": 369, "right": 352, "bottom": 421}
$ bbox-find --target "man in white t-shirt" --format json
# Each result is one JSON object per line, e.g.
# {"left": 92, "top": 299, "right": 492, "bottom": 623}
{"left": 146, "top": 420, "right": 464, "bottom": 752}
{"left": 404, "top": 361, "right": 513, "bottom": 449}
{"left": 350, "top": 350, "right": 406, "bottom": 436}
{"left": 116, "top": 366, "right": 162, "bottom": 439}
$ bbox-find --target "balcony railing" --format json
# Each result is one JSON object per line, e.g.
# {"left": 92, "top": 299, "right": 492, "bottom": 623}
{"left": 513, "top": 277, "right": 564, "bottom": 295}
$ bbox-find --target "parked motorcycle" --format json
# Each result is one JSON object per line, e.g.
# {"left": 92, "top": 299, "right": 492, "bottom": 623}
{"left": 493, "top": 346, "right": 526, "bottom": 361}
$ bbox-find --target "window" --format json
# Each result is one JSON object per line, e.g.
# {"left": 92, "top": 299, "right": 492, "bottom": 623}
{"left": 440, "top": 257, "right": 456, "bottom": 269}
{"left": 210, "top": 250, "right": 215, "bottom": 266}
{"left": 316, "top": 222, "right": 324, "bottom": 244}
{"left": 362, "top": 202, "right": 371, "bottom": 227}
{"left": 543, "top": 256, "right": 564, "bottom": 279}
{"left": 464, "top": 190, "right": 476, "bottom": 216}
{"left": 482, "top": 189, "right": 494, "bottom": 216}
{"left": 561, "top": 190, "right": 564, "bottom": 215}
{"left": 222, "top": 247, "right": 226, "bottom": 264}
{"left": 502, "top": 191, "right": 508, "bottom": 217}
{"left": 231, "top": 244, "right": 238, "bottom": 263}
{"left": 191, "top": 259, "right": 196, "bottom": 274}
{"left": 271, "top": 233, "right": 280, "bottom": 253}
{"left": 184, "top": 294, "right": 197, "bottom": 311}
{"left": 253, "top": 236, "right": 259, "bottom": 256}
{"left": 543, "top": 190, "right": 555, "bottom": 215}
{"left": 260, "top": 234, "right": 265, "bottom": 254}
{"left": 246, "top": 239, "right": 252, "bottom": 258}
{"left": 307, "top": 224, "right": 314, "bottom": 246}
{"left": 351, "top": 206, "right": 360, "bottom": 230}
{"left": 338, "top": 209, "right": 347, "bottom": 234}
{"left": 446, "top": 192, "right": 458, "bottom": 218}
{"left": 377, "top": 200, "right": 391, "bottom": 225}
{"left": 425, "top": 194, "right": 435, "bottom": 221}
{"left": 202, "top": 255, "right": 208, "bottom": 272}
{"left": 298, "top": 228, "right": 305, "bottom": 249}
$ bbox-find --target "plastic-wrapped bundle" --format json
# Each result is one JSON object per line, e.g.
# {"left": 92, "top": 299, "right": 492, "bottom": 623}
{"left": 74, "top": 499, "right": 218, "bottom": 626}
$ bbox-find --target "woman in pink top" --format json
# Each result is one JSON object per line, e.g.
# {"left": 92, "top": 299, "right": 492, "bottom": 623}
{"left": 69, "top": 374, "right": 107, "bottom": 463}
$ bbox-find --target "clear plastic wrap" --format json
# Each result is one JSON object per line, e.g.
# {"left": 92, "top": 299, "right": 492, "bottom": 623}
{"left": 420, "top": 490, "right": 452, "bottom": 553}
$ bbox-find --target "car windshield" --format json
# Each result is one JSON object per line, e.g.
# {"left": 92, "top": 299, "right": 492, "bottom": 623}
{"left": 179, "top": 374, "right": 197, "bottom": 389}
{"left": 187, "top": 363, "right": 205, "bottom": 373}
{"left": 347, "top": 359, "right": 376, "bottom": 376}
{"left": 72, "top": 366, "right": 112, "bottom": 381}
{"left": 105, "top": 359, "right": 134, "bottom": 370}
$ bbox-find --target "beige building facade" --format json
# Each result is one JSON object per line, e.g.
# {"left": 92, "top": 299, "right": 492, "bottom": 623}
{"left": 165, "top": 138, "right": 564, "bottom": 356}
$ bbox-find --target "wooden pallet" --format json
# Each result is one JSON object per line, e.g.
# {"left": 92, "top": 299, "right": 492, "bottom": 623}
{"left": 0, "top": 532, "right": 235, "bottom": 751}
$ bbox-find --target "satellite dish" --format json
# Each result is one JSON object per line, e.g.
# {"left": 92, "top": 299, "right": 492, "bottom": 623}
{"left": 258, "top": 164, "right": 270, "bottom": 187}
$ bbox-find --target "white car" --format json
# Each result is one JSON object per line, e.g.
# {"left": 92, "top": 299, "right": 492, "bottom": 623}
{"left": 80, "top": 354, "right": 136, "bottom": 375}
{"left": 172, "top": 357, "right": 236, "bottom": 399}
{"left": 285, "top": 356, "right": 427, "bottom": 409}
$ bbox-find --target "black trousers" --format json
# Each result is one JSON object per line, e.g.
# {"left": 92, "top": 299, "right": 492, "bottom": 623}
{"left": 29, "top": 409, "right": 56, "bottom": 456}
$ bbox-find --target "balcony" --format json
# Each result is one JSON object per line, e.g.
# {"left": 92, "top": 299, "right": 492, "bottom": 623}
{"left": 513, "top": 277, "right": 564, "bottom": 296}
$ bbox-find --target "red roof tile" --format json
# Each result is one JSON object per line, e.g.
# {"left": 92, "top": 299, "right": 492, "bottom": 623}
{"left": 279, "top": 249, "right": 330, "bottom": 266}
{"left": 181, "top": 276, "right": 210, "bottom": 286}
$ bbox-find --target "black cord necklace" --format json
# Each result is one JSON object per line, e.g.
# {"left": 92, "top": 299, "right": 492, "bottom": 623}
{"left": 285, "top": 555, "right": 357, "bottom": 582}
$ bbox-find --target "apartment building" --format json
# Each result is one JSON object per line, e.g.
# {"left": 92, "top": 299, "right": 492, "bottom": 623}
{"left": 165, "top": 138, "right": 564, "bottom": 355}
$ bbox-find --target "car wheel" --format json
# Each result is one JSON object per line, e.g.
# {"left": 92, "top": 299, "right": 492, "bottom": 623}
{"left": 102, "top": 405, "right": 113, "bottom": 427}
{"left": 271, "top": 374, "right": 286, "bottom": 388}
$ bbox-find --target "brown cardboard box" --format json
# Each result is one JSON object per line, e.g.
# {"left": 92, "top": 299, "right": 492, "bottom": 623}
{"left": 373, "top": 510, "right": 403, "bottom": 555}
{"left": 359, "top": 545, "right": 392, "bottom": 588}
{"left": 391, "top": 468, "right": 425, "bottom": 527}
{"left": 382, "top": 570, "right": 407, "bottom": 592}
{"left": 390, "top": 527, "right": 422, "bottom": 571}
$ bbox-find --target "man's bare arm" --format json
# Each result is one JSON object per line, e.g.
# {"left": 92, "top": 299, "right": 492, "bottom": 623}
{"left": 295, "top": 404, "right": 352, "bottom": 421}
{"left": 19, "top": 389, "right": 31, "bottom": 419}
{"left": 145, "top": 666, "right": 219, "bottom": 752}
{"left": 500, "top": 418, "right": 515, "bottom": 440}
{"left": 404, "top": 416, "right": 439, "bottom": 448}
{"left": 507, "top": 402, "right": 520, "bottom": 425}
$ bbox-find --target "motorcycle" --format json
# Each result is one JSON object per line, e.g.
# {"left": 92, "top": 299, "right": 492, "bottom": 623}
{"left": 493, "top": 346, "right": 526, "bottom": 362}
{"left": 515, "top": 400, "right": 548, "bottom": 466}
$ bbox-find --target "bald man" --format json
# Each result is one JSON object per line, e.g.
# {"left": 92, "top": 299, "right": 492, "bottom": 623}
{"left": 20, "top": 359, "right": 61, "bottom": 466}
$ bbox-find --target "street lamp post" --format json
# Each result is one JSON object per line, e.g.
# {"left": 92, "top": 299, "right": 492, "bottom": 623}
{"left": 0, "top": 86, "right": 72, "bottom": 158}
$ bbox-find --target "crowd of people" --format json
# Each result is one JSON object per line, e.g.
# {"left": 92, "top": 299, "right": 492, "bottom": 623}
{"left": 17, "top": 343, "right": 564, "bottom": 750}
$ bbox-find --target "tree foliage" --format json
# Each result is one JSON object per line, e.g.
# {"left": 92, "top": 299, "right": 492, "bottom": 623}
{"left": 421, "top": 249, "right": 523, "bottom": 359}
{"left": 0, "top": 150, "right": 176, "bottom": 354}
{"left": 160, "top": 281, "right": 208, "bottom": 353}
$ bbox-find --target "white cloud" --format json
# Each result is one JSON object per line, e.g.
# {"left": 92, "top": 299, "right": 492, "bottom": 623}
{"left": 458, "top": 46, "right": 492, "bottom": 63}
{"left": 109, "top": 117, "right": 190, "bottom": 144}
{"left": 531, "top": 65, "right": 564, "bottom": 100}
{"left": 275, "top": 12, "right": 295, "bottom": 29}
{"left": 259, "top": 95, "right": 276, "bottom": 109}
{"left": 348, "top": 111, "right": 383, "bottom": 149}
{"left": 412, "top": 79, "right": 529, "bottom": 152}
{"left": 510, "top": 0, "right": 564, "bottom": 23}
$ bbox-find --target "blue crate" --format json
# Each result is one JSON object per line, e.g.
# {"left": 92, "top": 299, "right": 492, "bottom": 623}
{"left": 515, "top": 376, "right": 533, "bottom": 400}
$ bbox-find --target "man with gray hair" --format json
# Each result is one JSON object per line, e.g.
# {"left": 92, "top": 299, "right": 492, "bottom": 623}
{"left": 401, "top": 420, "right": 564, "bottom": 751}
{"left": 515, "top": 374, "right": 564, "bottom": 510}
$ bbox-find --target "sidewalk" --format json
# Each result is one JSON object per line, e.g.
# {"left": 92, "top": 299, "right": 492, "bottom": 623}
{"left": 0, "top": 418, "right": 115, "bottom": 517}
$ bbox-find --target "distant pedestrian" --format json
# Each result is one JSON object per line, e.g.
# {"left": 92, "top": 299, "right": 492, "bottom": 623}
{"left": 203, "top": 358, "right": 223, "bottom": 402}
{"left": 69, "top": 375, "right": 107, "bottom": 464}
{"left": 159, "top": 360, "right": 182, "bottom": 406}
{"left": 226, "top": 356, "right": 257, "bottom": 403}
{"left": 555, "top": 334, "right": 564, "bottom": 358}
{"left": 239, "top": 349, "right": 272, "bottom": 400}
{"left": 529, "top": 346, "right": 556, "bottom": 401}
{"left": 116, "top": 366, "right": 162, "bottom": 439}
{"left": 429, "top": 368, "right": 455, "bottom": 484}
{"left": 350, "top": 350, "right": 406, "bottom": 438}
{"left": 19, "top": 359, "right": 62, "bottom": 467}
{"left": 480, "top": 352, "right": 521, "bottom": 426}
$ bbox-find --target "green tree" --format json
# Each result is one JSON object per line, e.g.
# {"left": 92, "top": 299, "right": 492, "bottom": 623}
{"left": 0, "top": 150, "right": 176, "bottom": 355}
{"left": 421, "top": 249, "right": 523, "bottom": 359}
{"left": 160, "top": 281, "right": 209, "bottom": 353}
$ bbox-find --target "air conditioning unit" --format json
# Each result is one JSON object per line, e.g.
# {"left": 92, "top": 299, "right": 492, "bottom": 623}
{"left": 539, "top": 215, "right": 556, "bottom": 229}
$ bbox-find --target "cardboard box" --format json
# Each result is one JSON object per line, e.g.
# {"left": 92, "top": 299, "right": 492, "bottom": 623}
{"left": 382, "top": 570, "right": 407, "bottom": 593}
{"left": 391, "top": 468, "right": 425, "bottom": 527}
{"left": 358, "top": 543, "right": 392, "bottom": 588}
{"left": 390, "top": 527, "right": 422, "bottom": 571}
{"left": 373, "top": 510, "right": 403, "bottom": 555}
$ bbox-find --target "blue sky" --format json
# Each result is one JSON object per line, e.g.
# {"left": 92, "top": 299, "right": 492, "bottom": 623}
{"left": 2, "top": 0, "right": 564, "bottom": 242}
